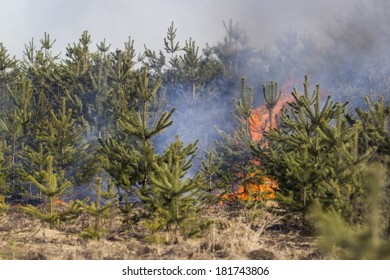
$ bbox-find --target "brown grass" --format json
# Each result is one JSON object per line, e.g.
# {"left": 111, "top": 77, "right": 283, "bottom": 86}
{"left": 0, "top": 205, "right": 319, "bottom": 260}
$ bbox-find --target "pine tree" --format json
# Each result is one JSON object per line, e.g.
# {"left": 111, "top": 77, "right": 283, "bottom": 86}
{"left": 35, "top": 97, "right": 96, "bottom": 186}
{"left": 181, "top": 38, "right": 202, "bottom": 102}
{"left": 212, "top": 19, "right": 256, "bottom": 97}
{"left": 214, "top": 76, "right": 256, "bottom": 195}
{"left": 22, "top": 33, "right": 62, "bottom": 120}
{"left": 254, "top": 77, "right": 389, "bottom": 226}
{"left": 86, "top": 39, "right": 113, "bottom": 136}
{"left": 142, "top": 136, "right": 204, "bottom": 238}
{"left": 78, "top": 176, "right": 117, "bottom": 239}
{"left": 263, "top": 81, "right": 281, "bottom": 129}
{"left": 311, "top": 163, "right": 390, "bottom": 259}
{"left": 0, "top": 189, "right": 9, "bottom": 220}
{"left": 253, "top": 76, "right": 348, "bottom": 221}
{"left": 353, "top": 96, "right": 390, "bottom": 160}
{"left": 19, "top": 153, "right": 87, "bottom": 226}
{"left": 99, "top": 68, "right": 175, "bottom": 209}
{"left": 318, "top": 103, "right": 367, "bottom": 223}
{"left": 0, "top": 80, "right": 34, "bottom": 195}
{"left": 0, "top": 140, "right": 9, "bottom": 195}
{"left": 233, "top": 77, "right": 253, "bottom": 136}
{"left": 20, "top": 155, "right": 72, "bottom": 225}
{"left": 0, "top": 43, "right": 20, "bottom": 108}
{"left": 61, "top": 31, "right": 94, "bottom": 120}
{"left": 143, "top": 47, "right": 166, "bottom": 76}
{"left": 164, "top": 22, "right": 181, "bottom": 59}
{"left": 90, "top": 39, "right": 139, "bottom": 169}
{"left": 200, "top": 151, "right": 223, "bottom": 206}
{"left": 109, "top": 38, "right": 137, "bottom": 112}
{"left": 145, "top": 22, "right": 223, "bottom": 153}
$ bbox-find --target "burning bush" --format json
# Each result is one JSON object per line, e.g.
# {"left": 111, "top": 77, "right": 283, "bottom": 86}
{"left": 216, "top": 80, "right": 295, "bottom": 206}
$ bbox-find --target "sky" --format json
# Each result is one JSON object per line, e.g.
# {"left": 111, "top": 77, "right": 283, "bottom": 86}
{"left": 0, "top": 0, "right": 363, "bottom": 57}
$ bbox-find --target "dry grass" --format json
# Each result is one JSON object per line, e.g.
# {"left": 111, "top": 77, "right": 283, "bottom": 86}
{"left": 0, "top": 205, "right": 319, "bottom": 260}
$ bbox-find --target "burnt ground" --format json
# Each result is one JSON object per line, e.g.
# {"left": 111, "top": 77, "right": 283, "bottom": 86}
{"left": 0, "top": 205, "right": 319, "bottom": 260}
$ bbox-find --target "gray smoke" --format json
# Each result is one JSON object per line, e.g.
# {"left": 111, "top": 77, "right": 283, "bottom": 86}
{"left": 1, "top": 0, "right": 364, "bottom": 56}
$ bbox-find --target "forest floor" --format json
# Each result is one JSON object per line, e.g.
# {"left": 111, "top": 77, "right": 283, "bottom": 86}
{"left": 0, "top": 205, "right": 320, "bottom": 260}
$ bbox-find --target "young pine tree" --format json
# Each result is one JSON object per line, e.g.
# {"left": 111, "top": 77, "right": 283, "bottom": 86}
{"left": 214, "top": 76, "right": 257, "bottom": 196}
{"left": 0, "top": 80, "right": 34, "bottom": 195}
{"left": 0, "top": 43, "right": 20, "bottom": 106}
{"left": 99, "top": 68, "right": 175, "bottom": 209}
{"left": 20, "top": 155, "right": 72, "bottom": 225}
{"left": 22, "top": 33, "right": 62, "bottom": 119}
{"left": 311, "top": 163, "right": 390, "bottom": 259}
{"left": 200, "top": 151, "right": 223, "bottom": 206}
{"left": 263, "top": 81, "right": 281, "bottom": 129}
{"left": 0, "top": 140, "right": 9, "bottom": 195}
{"left": 0, "top": 140, "right": 9, "bottom": 217}
{"left": 353, "top": 96, "right": 390, "bottom": 160}
{"left": 62, "top": 31, "right": 92, "bottom": 94}
{"left": 34, "top": 97, "right": 96, "bottom": 186}
{"left": 255, "top": 77, "right": 360, "bottom": 222}
{"left": 79, "top": 176, "right": 117, "bottom": 239}
{"left": 142, "top": 136, "right": 204, "bottom": 239}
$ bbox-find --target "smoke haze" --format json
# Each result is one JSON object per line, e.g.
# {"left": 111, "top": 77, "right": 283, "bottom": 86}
{"left": 1, "top": 0, "right": 365, "bottom": 56}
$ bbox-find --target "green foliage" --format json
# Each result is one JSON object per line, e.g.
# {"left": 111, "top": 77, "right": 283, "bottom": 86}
{"left": 0, "top": 141, "right": 9, "bottom": 194}
{"left": 0, "top": 43, "right": 19, "bottom": 82}
{"left": 200, "top": 151, "right": 223, "bottom": 206}
{"left": 214, "top": 76, "right": 256, "bottom": 194}
{"left": 142, "top": 136, "right": 205, "bottom": 237}
{"left": 310, "top": 163, "right": 390, "bottom": 259}
{"left": 79, "top": 226, "right": 105, "bottom": 240}
{"left": 164, "top": 22, "right": 181, "bottom": 56}
{"left": 318, "top": 104, "right": 368, "bottom": 222}
{"left": 254, "top": 76, "right": 389, "bottom": 225}
{"left": 78, "top": 176, "right": 117, "bottom": 239}
{"left": 263, "top": 81, "right": 281, "bottom": 128}
{"left": 253, "top": 76, "right": 354, "bottom": 220}
{"left": 0, "top": 194, "right": 9, "bottom": 220}
{"left": 21, "top": 198, "right": 85, "bottom": 226}
{"left": 233, "top": 77, "right": 253, "bottom": 136}
{"left": 22, "top": 33, "right": 62, "bottom": 115}
{"left": 86, "top": 39, "right": 115, "bottom": 134}
{"left": 0, "top": 80, "right": 34, "bottom": 194}
{"left": 214, "top": 127, "right": 252, "bottom": 193}
{"left": 18, "top": 155, "right": 86, "bottom": 227}
{"left": 23, "top": 155, "right": 71, "bottom": 215}
{"left": 352, "top": 96, "right": 390, "bottom": 159}
{"left": 0, "top": 28, "right": 388, "bottom": 260}
{"left": 99, "top": 68, "right": 175, "bottom": 209}
{"left": 39, "top": 98, "right": 81, "bottom": 161}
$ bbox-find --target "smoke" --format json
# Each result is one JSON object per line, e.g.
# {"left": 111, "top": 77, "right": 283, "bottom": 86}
{"left": 1, "top": 0, "right": 364, "bottom": 56}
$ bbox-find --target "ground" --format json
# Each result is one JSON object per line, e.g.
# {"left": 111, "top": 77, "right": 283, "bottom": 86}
{"left": 0, "top": 205, "right": 319, "bottom": 260}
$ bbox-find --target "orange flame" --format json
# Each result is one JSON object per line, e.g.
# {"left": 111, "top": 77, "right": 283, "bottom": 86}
{"left": 220, "top": 81, "right": 298, "bottom": 205}
{"left": 250, "top": 82, "right": 296, "bottom": 142}
{"left": 55, "top": 197, "right": 66, "bottom": 206}
{"left": 222, "top": 174, "right": 277, "bottom": 202}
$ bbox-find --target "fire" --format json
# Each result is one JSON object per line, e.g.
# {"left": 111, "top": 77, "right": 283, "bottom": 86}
{"left": 220, "top": 81, "right": 297, "bottom": 205}
{"left": 55, "top": 197, "right": 66, "bottom": 206}
{"left": 223, "top": 174, "right": 277, "bottom": 202}
{"left": 250, "top": 82, "right": 297, "bottom": 142}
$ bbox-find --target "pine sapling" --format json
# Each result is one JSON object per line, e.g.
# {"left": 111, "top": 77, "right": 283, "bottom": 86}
{"left": 0, "top": 194, "right": 9, "bottom": 220}
{"left": 263, "top": 80, "right": 281, "bottom": 129}
{"left": 20, "top": 155, "right": 72, "bottom": 226}
{"left": 200, "top": 151, "right": 223, "bottom": 206}
{"left": 79, "top": 176, "right": 117, "bottom": 239}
